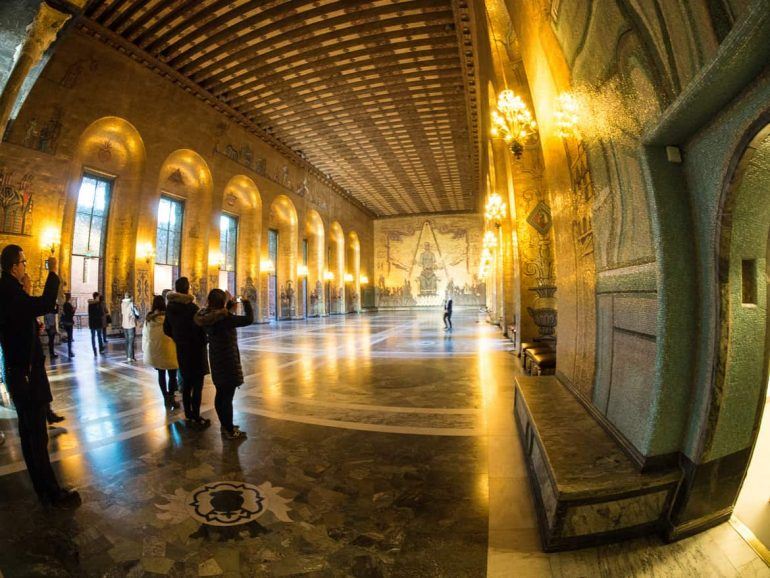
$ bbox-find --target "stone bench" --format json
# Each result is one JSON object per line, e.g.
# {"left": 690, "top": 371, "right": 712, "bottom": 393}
{"left": 514, "top": 376, "right": 680, "bottom": 551}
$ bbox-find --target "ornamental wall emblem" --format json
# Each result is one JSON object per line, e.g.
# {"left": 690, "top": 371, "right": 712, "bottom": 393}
{"left": 526, "top": 201, "right": 552, "bottom": 235}
{"left": 156, "top": 480, "right": 293, "bottom": 527}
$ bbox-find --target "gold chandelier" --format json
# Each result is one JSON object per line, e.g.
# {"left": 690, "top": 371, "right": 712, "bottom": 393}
{"left": 483, "top": 230, "right": 498, "bottom": 249}
{"left": 484, "top": 192, "right": 507, "bottom": 226}
{"left": 490, "top": 89, "right": 538, "bottom": 159}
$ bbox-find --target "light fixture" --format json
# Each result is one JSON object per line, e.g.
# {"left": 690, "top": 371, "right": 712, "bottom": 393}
{"left": 297, "top": 264, "right": 308, "bottom": 277}
{"left": 323, "top": 270, "right": 334, "bottom": 281}
{"left": 344, "top": 273, "right": 354, "bottom": 283}
{"left": 483, "top": 230, "right": 498, "bottom": 249}
{"left": 555, "top": 92, "right": 580, "bottom": 139}
{"left": 360, "top": 275, "right": 369, "bottom": 285}
{"left": 484, "top": 3, "right": 538, "bottom": 160}
{"left": 479, "top": 247, "right": 494, "bottom": 278}
{"left": 141, "top": 242, "right": 155, "bottom": 264}
{"left": 490, "top": 90, "right": 538, "bottom": 159}
{"left": 485, "top": 193, "right": 507, "bottom": 227}
{"left": 41, "top": 228, "right": 60, "bottom": 255}
{"left": 260, "top": 259, "right": 275, "bottom": 274}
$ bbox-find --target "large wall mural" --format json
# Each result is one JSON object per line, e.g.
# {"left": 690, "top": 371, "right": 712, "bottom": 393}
{"left": 374, "top": 214, "right": 485, "bottom": 308}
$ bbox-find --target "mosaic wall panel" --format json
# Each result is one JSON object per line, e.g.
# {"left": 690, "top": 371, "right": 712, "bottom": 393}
{"left": 373, "top": 214, "right": 484, "bottom": 308}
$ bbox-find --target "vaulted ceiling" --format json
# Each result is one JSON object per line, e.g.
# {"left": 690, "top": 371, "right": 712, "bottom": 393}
{"left": 81, "top": 0, "right": 480, "bottom": 216}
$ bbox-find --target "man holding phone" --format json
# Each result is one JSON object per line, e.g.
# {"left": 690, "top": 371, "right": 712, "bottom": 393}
{"left": 0, "top": 244, "right": 80, "bottom": 508}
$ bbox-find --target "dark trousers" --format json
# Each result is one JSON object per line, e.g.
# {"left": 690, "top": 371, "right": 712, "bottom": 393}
{"left": 157, "top": 369, "right": 178, "bottom": 398}
{"left": 443, "top": 312, "right": 452, "bottom": 329}
{"left": 214, "top": 384, "right": 237, "bottom": 431}
{"left": 46, "top": 330, "right": 56, "bottom": 357}
{"left": 181, "top": 372, "right": 204, "bottom": 419}
{"left": 62, "top": 324, "right": 73, "bottom": 356}
{"left": 90, "top": 328, "right": 104, "bottom": 353}
{"left": 102, "top": 327, "right": 108, "bottom": 342}
{"left": 16, "top": 403, "right": 61, "bottom": 499}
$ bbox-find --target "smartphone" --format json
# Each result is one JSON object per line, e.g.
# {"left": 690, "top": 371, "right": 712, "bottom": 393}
{"left": 44, "top": 260, "right": 49, "bottom": 270}
{"left": 236, "top": 296, "right": 242, "bottom": 303}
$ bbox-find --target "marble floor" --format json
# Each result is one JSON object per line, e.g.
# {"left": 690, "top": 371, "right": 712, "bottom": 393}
{"left": 0, "top": 310, "right": 767, "bottom": 577}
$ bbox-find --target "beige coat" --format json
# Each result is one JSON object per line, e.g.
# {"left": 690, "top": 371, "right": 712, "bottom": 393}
{"left": 142, "top": 312, "right": 178, "bottom": 370}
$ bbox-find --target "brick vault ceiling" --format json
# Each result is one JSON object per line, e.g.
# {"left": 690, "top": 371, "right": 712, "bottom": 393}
{"left": 82, "top": 0, "right": 480, "bottom": 216}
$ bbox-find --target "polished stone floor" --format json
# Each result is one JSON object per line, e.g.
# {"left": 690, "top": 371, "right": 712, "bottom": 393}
{"left": 0, "top": 311, "right": 767, "bottom": 577}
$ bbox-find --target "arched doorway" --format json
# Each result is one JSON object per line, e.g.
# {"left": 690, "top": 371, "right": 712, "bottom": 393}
{"left": 267, "top": 195, "right": 298, "bottom": 321}
{"left": 328, "top": 222, "right": 345, "bottom": 315}
{"left": 150, "top": 149, "right": 213, "bottom": 306}
{"left": 347, "top": 231, "right": 361, "bottom": 313}
{"left": 305, "top": 210, "right": 325, "bottom": 317}
{"left": 221, "top": 175, "right": 261, "bottom": 308}
{"left": 713, "top": 122, "right": 770, "bottom": 552}
{"left": 62, "top": 116, "right": 146, "bottom": 323}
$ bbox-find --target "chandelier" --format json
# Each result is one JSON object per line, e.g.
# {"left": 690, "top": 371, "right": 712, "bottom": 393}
{"left": 490, "top": 89, "right": 538, "bottom": 159}
{"left": 484, "top": 192, "right": 507, "bottom": 226}
{"left": 479, "top": 247, "right": 493, "bottom": 278}
{"left": 483, "top": 230, "right": 498, "bottom": 249}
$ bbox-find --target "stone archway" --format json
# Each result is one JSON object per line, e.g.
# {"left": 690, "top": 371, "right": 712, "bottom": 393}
{"left": 268, "top": 195, "right": 298, "bottom": 320}
{"left": 304, "top": 210, "right": 325, "bottom": 317}
{"left": 329, "top": 222, "right": 345, "bottom": 315}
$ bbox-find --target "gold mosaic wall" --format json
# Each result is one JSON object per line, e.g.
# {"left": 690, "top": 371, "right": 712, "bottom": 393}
{"left": 373, "top": 214, "right": 485, "bottom": 308}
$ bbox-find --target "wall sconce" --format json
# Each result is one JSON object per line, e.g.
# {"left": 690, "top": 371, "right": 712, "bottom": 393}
{"left": 297, "top": 264, "right": 308, "bottom": 277}
{"left": 142, "top": 242, "right": 155, "bottom": 264}
{"left": 490, "top": 89, "right": 538, "bottom": 159}
{"left": 210, "top": 251, "right": 224, "bottom": 269}
{"left": 483, "top": 230, "right": 498, "bottom": 249}
{"left": 484, "top": 193, "right": 507, "bottom": 227}
{"left": 260, "top": 259, "right": 275, "bottom": 274}
{"left": 41, "top": 228, "right": 60, "bottom": 255}
{"left": 323, "top": 270, "right": 334, "bottom": 281}
{"left": 360, "top": 275, "right": 369, "bottom": 285}
{"left": 344, "top": 273, "right": 354, "bottom": 283}
{"left": 555, "top": 92, "right": 580, "bottom": 139}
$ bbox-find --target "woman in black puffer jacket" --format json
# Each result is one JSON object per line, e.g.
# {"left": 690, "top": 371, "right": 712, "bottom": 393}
{"left": 194, "top": 288, "right": 253, "bottom": 439}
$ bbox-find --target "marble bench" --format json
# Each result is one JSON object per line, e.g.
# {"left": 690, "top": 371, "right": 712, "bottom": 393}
{"left": 514, "top": 376, "right": 680, "bottom": 551}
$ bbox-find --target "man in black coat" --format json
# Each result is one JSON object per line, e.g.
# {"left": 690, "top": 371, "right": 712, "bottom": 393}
{"left": 164, "top": 277, "right": 210, "bottom": 428}
{"left": 87, "top": 291, "right": 105, "bottom": 356}
{"left": 0, "top": 244, "right": 80, "bottom": 508}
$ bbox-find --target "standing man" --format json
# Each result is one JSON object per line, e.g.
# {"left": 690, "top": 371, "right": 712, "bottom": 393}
{"left": 443, "top": 294, "right": 453, "bottom": 331}
{"left": 87, "top": 292, "right": 105, "bottom": 356}
{"left": 0, "top": 244, "right": 80, "bottom": 507}
{"left": 121, "top": 292, "right": 140, "bottom": 362}
{"left": 164, "top": 277, "right": 210, "bottom": 428}
{"left": 60, "top": 292, "right": 75, "bottom": 358}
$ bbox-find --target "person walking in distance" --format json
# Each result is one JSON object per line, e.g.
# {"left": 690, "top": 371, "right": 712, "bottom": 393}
{"left": 164, "top": 277, "right": 210, "bottom": 428}
{"left": 443, "top": 294, "right": 453, "bottom": 331}
{"left": 100, "top": 294, "right": 110, "bottom": 344}
{"left": 143, "top": 295, "right": 179, "bottom": 410}
{"left": 43, "top": 304, "right": 59, "bottom": 360}
{"left": 60, "top": 293, "right": 75, "bottom": 358}
{"left": 121, "top": 292, "right": 140, "bottom": 362}
{"left": 194, "top": 290, "right": 253, "bottom": 440}
{"left": 87, "top": 292, "right": 105, "bottom": 356}
{"left": 0, "top": 245, "right": 80, "bottom": 507}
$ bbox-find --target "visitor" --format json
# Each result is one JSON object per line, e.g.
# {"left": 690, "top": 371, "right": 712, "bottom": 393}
{"left": 142, "top": 295, "right": 179, "bottom": 410}
{"left": 0, "top": 245, "right": 80, "bottom": 508}
{"left": 443, "top": 295, "right": 453, "bottom": 331}
{"left": 43, "top": 304, "right": 59, "bottom": 360}
{"left": 164, "top": 277, "right": 209, "bottom": 428}
{"left": 101, "top": 295, "right": 110, "bottom": 343}
{"left": 87, "top": 292, "right": 105, "bottom": 356}
{"left": 60, "top": 292, "right": 75, "bottom": 358}
{"left": 121, "top": 292, "right": 140, "bottom": 362}
{"left": 194, "top": 289, "right": 253, "bottom": 440}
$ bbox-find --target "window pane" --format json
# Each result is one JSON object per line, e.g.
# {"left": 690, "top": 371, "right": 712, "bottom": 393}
{"left": 170, "top": 231, "right": 181, "bottom": 265}
{"left": 157, "top": 229, "right": 169, "bottom": 265}
{"left": 157, "top": 198, "right": 170, "bottom": 226}
{"left": 92, "top": 180, "right": 109, "bottom": 217}
{"left": 73, "top": 213, "right": 92, "bottom": 254}
{"left": 76, "top": 178, "right": 96, "bottom": 211}
{"left": 88, "top": 217, "right": 104, "bottom": 256}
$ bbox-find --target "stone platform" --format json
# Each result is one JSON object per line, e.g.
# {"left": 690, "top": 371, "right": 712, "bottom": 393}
{"left": 514, "top": 376, "right": 681, "bottom": 552}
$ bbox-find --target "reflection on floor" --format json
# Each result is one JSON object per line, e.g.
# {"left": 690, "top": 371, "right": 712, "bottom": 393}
{"left": 0, "top": 311, "right": 767, "bottom": 576}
